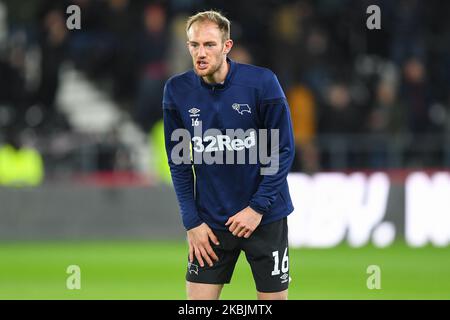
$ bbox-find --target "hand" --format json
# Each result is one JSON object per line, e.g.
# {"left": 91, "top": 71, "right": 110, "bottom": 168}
{"left": 187, "top": 223, "right": 220, "bottom": 267}
{"left": 225, "top": 206, "right": 263, "bottom": 238}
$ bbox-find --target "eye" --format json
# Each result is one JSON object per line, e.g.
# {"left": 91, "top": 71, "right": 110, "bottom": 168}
{"left": 190, "top": 43, "right": 198, "bottom": 48}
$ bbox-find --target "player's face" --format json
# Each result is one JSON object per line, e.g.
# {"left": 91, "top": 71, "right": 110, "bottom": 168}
{"left": 187, "top": 21, "right": 232, "bottom": 79}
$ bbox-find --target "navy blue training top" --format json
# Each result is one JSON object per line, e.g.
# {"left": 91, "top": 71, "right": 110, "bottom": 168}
{"left": 163, "top": 58, "right": 295, "bottom": 231}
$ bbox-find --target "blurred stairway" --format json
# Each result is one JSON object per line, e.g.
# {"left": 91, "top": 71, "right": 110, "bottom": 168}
{"left": 55, "top": 63, "right": 151, "bottom": 174}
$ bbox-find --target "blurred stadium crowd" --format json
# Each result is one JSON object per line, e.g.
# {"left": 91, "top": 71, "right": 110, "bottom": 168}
{"left": 0, "top": 0, "right": 449, "bottom": 185}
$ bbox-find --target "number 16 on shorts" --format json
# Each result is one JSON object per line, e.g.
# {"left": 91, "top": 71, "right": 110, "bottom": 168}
{"left": 271, "top": 247, "right": 289, "bottom": 283}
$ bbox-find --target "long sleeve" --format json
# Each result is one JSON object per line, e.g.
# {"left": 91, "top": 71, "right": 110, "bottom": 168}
{"left": 248, "top": 72, "right": 296, "bottom": 215}
{"left": 163, "top": 82, "right": 203, "bottom": 230}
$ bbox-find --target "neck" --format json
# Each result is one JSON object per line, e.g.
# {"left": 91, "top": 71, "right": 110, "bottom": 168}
{"left": 202, "top": 58, "right": 229, "bottom": 85}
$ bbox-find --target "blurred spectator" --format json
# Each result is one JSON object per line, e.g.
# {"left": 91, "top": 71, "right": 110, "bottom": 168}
{"left": 269, "top": 1, "right": 309, "bottom": 87}
{"left": 35, "top": 8, "right": 69, "bottom": 131}
{"left": 369, "top": 79, "right": 405, "bottom": 135}
{"left": 287, "top": 84, "right": 319, "bottom": 172}
{"left": 318, "top": 82, "right": 365, "bottom": 169}
{"left": 166, "top": 13, "right": 191, "bottom": 75}
{"left": 401, "top": 57, "right": 432, "bottom": 134}
{"left": 103, "top": 0, "right": 138, "bottom": 102}
{"left": 0, "top": 129, "right": 44, "bottom": 186}
{"left": 134, "top": 3, "right": 168, "bottom": 133}
{"left": 389, "top": 0, "right": 425, "bottom": 65}
{"left": 320, "top": 82, "right": 362, "bottom": 134}
{"left": 367, "top": 78, "right": 405, "bottom": 167}
{"left": 65, "top": 0, "right": 117, "bottom": 78}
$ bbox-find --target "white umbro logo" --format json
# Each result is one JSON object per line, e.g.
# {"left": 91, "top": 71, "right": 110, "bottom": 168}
{"left": 280, "top": 273, "right": 289, "bottom": 283}
{"left": 188, "top": 107, "right": 200, "bottom": 117}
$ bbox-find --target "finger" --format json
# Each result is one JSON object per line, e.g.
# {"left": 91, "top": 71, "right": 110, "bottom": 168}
{"left": 200, "top": 247, "right": 213, "bottom": 267}
{"left": 194, "top": 247, "right": 204, "bottom": 267}
{"left": 208, "top": 230, "right": 220, "bottom": 245}
{"left": 228, "top": 220, "right": 239, "bottom": 233}
{"left": 225, "top": 217, "right": 233, "bottom": 226}
{"left": 243, "top": 230, "right": 253, "bottom": 238}
{"left": 237, "top": 228, "right": 248, "bottom": 238}
{"left": 232, "top": 224, "right": 245, "bottom": 236}
{"left": 205, "top": 243, "right": 219, "bottom": 262}
{"left": 189, "top": 244, "right": 194, "bottom": 263}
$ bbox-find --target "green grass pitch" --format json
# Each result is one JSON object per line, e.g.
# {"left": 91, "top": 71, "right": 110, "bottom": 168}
{"left": 0, "top": 241, "right": 449, "bottom": 299}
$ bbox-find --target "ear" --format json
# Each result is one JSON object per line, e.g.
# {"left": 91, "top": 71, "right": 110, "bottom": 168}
{"left": 223, "top": 39, "right": 233, "bottom": 54}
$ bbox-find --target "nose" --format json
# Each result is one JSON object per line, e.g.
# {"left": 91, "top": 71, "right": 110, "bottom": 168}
{"left": 198, "top": 45, "right": 206, "bottom": 58}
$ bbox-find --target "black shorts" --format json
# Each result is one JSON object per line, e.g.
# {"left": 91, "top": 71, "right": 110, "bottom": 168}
{"left": 186, "top": 217, "right": 290, "bottom": 293}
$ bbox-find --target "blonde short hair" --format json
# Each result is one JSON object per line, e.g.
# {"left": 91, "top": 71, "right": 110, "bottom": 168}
{"left": 186, "top": 10, "right": 231, "bottom": 42}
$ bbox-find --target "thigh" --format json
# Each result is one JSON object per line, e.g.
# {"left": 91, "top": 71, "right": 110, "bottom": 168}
{"left": 242, "top": 217, "right": 290, "bottom": 293}
{"left": 186, "top": 229, "right": 241, "bottom": 285}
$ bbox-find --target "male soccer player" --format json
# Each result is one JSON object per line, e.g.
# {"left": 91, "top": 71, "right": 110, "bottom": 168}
{"left": 163, "top": 10, "right": 295, "bottom": 300}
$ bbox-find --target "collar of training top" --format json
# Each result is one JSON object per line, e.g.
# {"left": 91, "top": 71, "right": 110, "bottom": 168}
{"left": 198, "top": 57, "right": 236, "bottom": 91}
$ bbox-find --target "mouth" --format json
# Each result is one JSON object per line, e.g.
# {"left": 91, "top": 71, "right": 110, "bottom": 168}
{"left": 196, "top": 60, "right": 208, "bottom": 70}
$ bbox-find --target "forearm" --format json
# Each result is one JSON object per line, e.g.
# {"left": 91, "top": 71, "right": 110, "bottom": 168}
{"left": 168, "top": 163, "right": 203, "bottom": 230}
{"left": 163, "top": 100, "right": 203, "bottom": 230}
